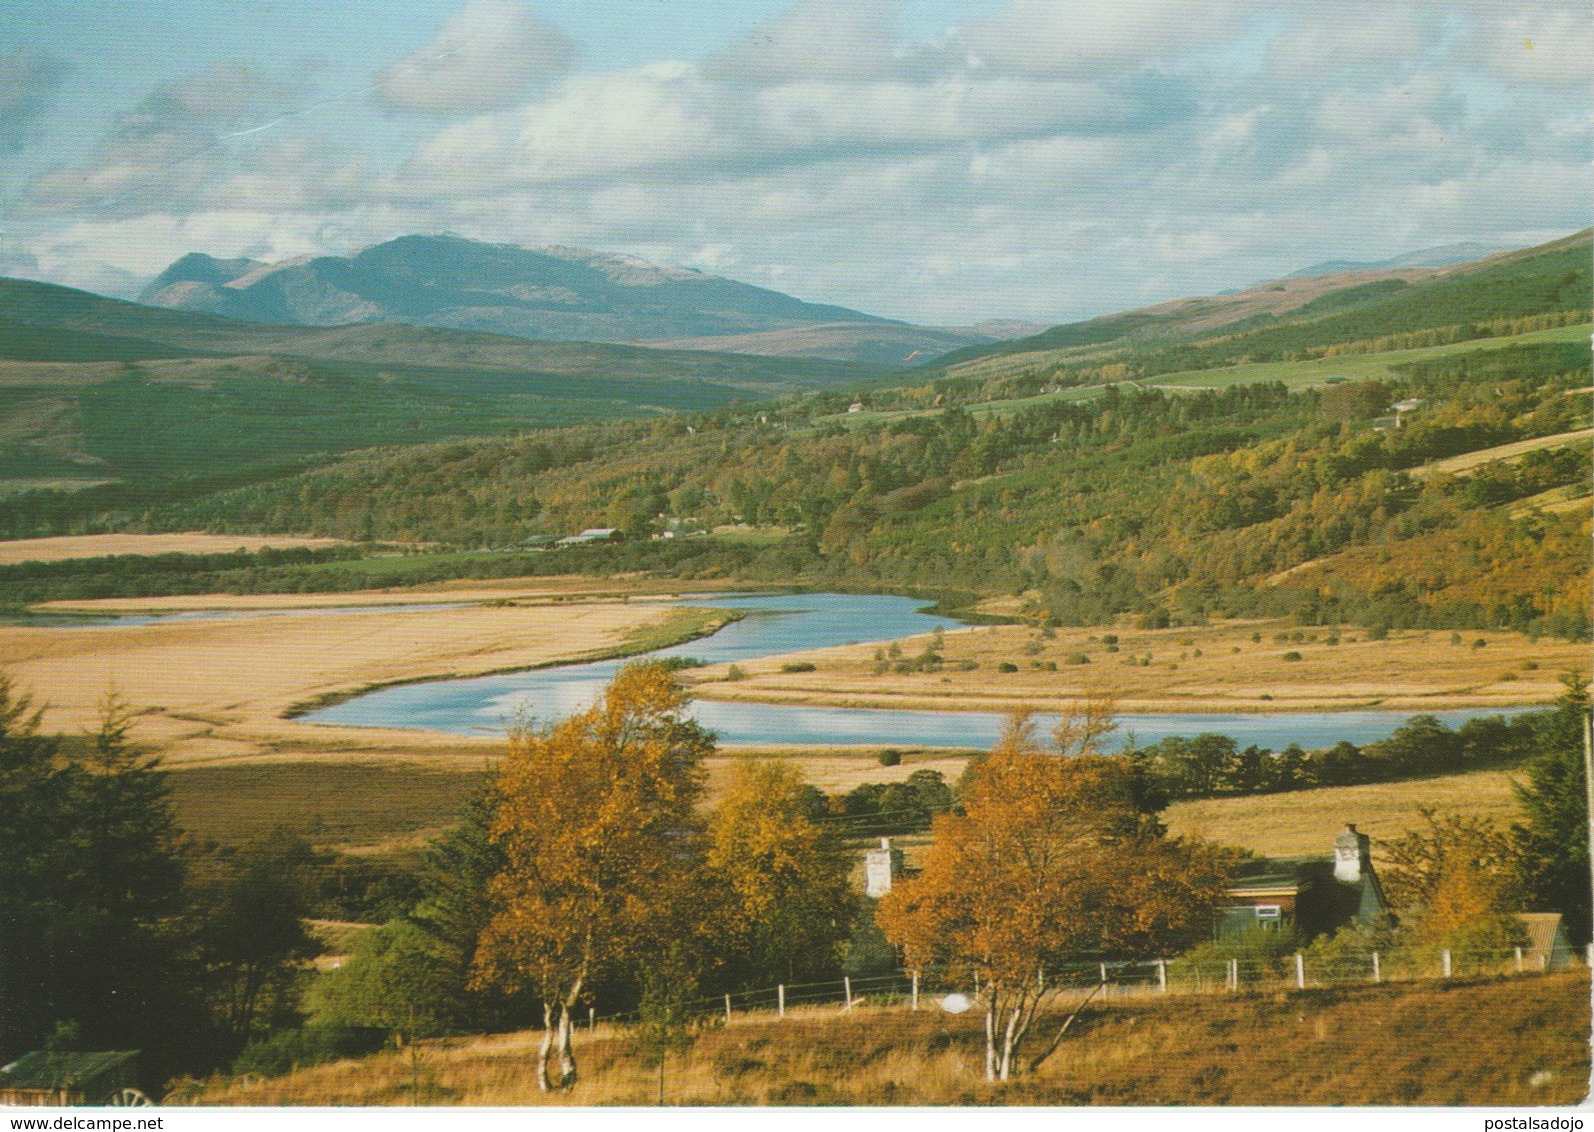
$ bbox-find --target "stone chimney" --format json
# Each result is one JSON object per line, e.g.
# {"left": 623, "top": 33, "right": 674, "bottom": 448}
{"left": 1334, "top": 823, "right": 1371, "bottom": 883}
{"left": 865, "top": 836, "right": 902, "bottom": 898}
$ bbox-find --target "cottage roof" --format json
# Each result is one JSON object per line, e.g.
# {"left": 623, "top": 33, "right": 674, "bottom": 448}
{"left": 0, "top": 1050, "right": 137, "bottom": 1091}
{"left": 1520, "top": 912, "right": 1571, "bottom": 964}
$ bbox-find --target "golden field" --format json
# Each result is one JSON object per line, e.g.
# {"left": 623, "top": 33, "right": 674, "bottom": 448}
{"left": 0, "top": 531, "right": 349, "bottom": 564}
{"left": 1163, "top": 768, "right": 1525, "bottom": 859}
{"left": 682, "top": 617, "right": 1584, "bottom": 715}
{"left": 0, "top": 593, "right": 729, "bottom": 764}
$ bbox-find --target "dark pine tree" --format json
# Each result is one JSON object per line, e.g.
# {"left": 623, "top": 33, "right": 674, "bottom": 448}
{"left": 1513, "top": 673, "right": 1591, "bottom": 945}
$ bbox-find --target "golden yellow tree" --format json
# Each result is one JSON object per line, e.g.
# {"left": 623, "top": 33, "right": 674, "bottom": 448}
{"left": 877, "top": 716, "right": 1231, "bottom": 1082}
{"left": 699, "top": 758, "right": 855, "bottom": 988}
{"left": 471, "top": 662, "right": 712, "bottom": 1091}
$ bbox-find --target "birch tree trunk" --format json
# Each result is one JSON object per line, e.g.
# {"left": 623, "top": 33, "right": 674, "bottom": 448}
{"left": 984, "top": 986, "right": 998, "bottom": 1082}
{"left": 556, "top": 1003, "right": 577, "bottom": 1087}
{"left": 536, "top": 1002, "right": 555, "bottom": 1092}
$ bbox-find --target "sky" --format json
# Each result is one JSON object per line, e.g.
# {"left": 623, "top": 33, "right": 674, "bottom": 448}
{"left": 0, "top": 0, "right": 1588, "bottom": 325}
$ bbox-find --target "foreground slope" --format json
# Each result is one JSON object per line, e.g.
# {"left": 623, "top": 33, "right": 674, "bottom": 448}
{"left": 203, "top": 973, "right": 1589, "bottom": 1106}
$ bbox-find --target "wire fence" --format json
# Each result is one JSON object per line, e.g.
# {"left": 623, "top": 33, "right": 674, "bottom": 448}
{"left": 564, "top": 941, "right": 1590, "bottom": 1033}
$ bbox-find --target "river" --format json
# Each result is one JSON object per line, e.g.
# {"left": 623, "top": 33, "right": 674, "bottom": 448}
{"left": 300, "top": 592, "right": 1522, "bottom": 749}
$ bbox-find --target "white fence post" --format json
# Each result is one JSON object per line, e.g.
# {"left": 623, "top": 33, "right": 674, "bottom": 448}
{"left": 1228, "top": 957, "right": 1238, "bottom": 992}
{"left": 588, "top": 1006, "right": 595, "bottom": 1032}
{"left": 1156, "top": 959, "right": 1167, "bottom": 993}
{"left": 844, "top": 976, "right": 853, "bottom": 1011}
{"left": 1441, "top": 949, "right": 1452, "bottom": 978}
{"left": 1372, "top": 951, "right": 1381, "bottom": 983}
{"left": 1294, "top": 952, "right": 1305, "bottom": 990}
{"left": 1100, "top": 962, "right": 1108, "bottom": 985}
{"left": 724, "top": 993, "right": 732, "bottom": 1024}
{"left": 911, "top": 970, "right": 919, "bottom": 1011}
{"left": 1586, "top": 943, "right": 1593, "bottom": 968}
{"left": 778, "top": 984, "right": 785, "bottom": 1018}
{"left": 1515, "top": 946, "right": 1524, "bottom": 974}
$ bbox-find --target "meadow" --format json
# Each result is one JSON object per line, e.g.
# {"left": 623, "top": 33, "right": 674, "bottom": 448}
{"left": 683, "top": 617, "right": 1586, "bottom": 715}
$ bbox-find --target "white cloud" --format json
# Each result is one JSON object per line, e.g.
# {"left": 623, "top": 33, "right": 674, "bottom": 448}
{"left": 375, "top": 0, "right": 576, "bottom": 113}
{"left": 706, "top": 0, "right": 905, "bottom": 84}
{"left": 7, "top": 0, "right": 1590, "bottom": 325}
{"left": 960, "top": 0, "right": 1251, "bottom": 75}
{"left": 0, "top": 51, "right": 68, "bottom": 154}
{"left": 1466, "top": 4, "right": 1592, "bottom": 88}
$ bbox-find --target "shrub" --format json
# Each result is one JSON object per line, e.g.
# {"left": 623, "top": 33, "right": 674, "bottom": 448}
{"left": 232, "top": 1027, "right": 385, "bottom": 1079}
{"left": 1066, "top": 653, "right": 1090, "bottom": 665}
{"left": 878, "top": 749, "right": 902, "bottom": 767}
{"left": 997, "top": 662, "right": 1019, "bottom": 673}
{"left": 726, "top": 664, "right": 747, "bottom": 681}
{"left": 1282, "top": 651, "right": 1303, "bottom": 661}
{"left": 781, "top": 661, "right": 817, "bottom": 673}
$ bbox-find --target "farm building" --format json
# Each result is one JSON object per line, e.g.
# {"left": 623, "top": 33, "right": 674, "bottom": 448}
{"left": 0, "top": 1050, "right": 142, "bottom": 1107}
{"left": 1217, "top": 823, "right": 1389, "bottom": 940}
{"left": 1520, "top": 912, "right": 1574, "bottom": 971}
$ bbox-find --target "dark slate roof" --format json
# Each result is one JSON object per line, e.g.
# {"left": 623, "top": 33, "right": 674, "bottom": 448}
{"left": 0, "top": 1051, "right": 137, "bottom": 1091}
{"left": 1225, "top": 855, "right": 1318, "bottom": 893}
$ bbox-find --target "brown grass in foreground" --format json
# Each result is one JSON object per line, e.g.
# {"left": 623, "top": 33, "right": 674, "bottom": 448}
{"left": 198, "top": 971, "right": 1590, "bottom": 1107}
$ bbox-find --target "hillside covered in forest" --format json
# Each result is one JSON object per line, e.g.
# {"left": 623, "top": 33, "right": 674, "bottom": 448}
{"left": 3, "top": 232, "right": 1589, "bottom": 640}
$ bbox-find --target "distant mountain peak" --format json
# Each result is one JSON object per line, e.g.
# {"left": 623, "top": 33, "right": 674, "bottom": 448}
{"left": 135, "top": 234, "right": 1002, "bottom": 363}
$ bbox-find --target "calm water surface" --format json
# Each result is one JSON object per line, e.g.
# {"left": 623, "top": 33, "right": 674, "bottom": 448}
{"left": 302, "top": 592, "right": 1521, "bottom": 749}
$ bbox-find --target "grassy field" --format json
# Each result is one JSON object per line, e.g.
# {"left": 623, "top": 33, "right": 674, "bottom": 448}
{"left": 1408, "top": 427, "right": 1593, "bottom": 478}
{"left": 683, "top": 617, "right": 1585, "bottom": 715}
{"left": 1164, "top": 768, "right": 1524, "bottom": 859}
{"left": 0, "top": 595, "right": 717, "bottom": 762}
{"left": 0, "top": 531, "right": 349, "bottom": 565}
{"left": 826, "top": 322, "right": 1594, "bottom": 427}
{"left": 169, "top": 759, "right": 490, "bottom": 854}
{"left": 197, "top": 971, "right": 1590, "bottom": 1106}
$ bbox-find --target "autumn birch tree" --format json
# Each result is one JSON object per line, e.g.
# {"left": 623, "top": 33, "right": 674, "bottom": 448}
{"left": 877, "top": 712, "right": 1231, "bottom": 1082}
{"left": 699, "top": 758, "right": 855, "bottom": 989}
{"left": 471, "top": 662, "right": 711, "bottom": 1091}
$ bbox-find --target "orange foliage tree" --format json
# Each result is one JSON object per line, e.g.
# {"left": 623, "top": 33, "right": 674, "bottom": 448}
{"left": 877, "top": 712, "right": 1233, "bottom": 1082}
{"left": 471, "top": 661, "right": 713, "bottom": 1091}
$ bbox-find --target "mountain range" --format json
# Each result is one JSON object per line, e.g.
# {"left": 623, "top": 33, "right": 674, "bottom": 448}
{"left": 138, "top": 235, "right": 999, "bottom": 365}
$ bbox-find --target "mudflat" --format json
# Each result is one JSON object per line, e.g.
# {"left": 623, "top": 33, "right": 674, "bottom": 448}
{"left": 0, "top": 597, "right": 690, "bottom": 763}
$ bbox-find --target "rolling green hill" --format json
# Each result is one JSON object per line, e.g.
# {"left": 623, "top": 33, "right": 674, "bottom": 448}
{"left": 0, "top": 277, "right": 884, "bottom": 486}
{"left": 4, "top": 233, "right": 1588, "bottom": 639}
{"left": 927, "top": 229, "right": 1590, "bottom": 389}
